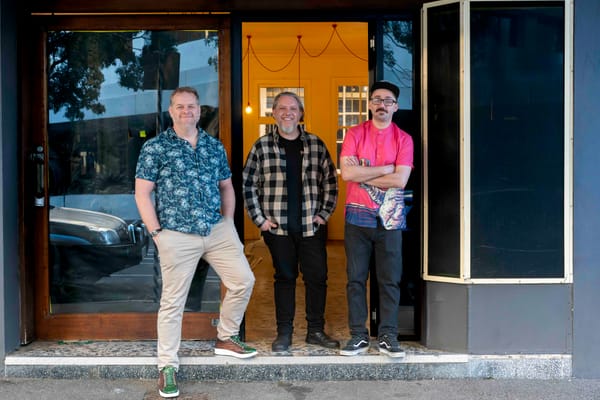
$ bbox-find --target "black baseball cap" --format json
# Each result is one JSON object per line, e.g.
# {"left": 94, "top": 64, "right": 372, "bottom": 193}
{"left": 370, "top": 80, "right": 400, "bottom": 99}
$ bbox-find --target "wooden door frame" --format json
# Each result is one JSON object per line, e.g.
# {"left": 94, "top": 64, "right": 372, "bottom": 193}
{"left": 21, "top": 14, "right": 232, "bottom": 340}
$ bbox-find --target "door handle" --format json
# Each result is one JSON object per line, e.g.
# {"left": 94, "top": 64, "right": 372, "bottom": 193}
{"left": 30, "top": 146, "right": 45, "bottom": 207}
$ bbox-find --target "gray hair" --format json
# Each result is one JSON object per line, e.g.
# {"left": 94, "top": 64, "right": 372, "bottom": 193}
{"left": 272, "top": 91, "right": 305, "bottom": 115}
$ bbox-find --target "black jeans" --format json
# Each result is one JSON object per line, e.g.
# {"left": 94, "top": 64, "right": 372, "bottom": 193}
{"left": 262, "top": 225, "right": 328, "bottom": 335}
{"left": 345, "top": 222, "right": 403, "bottom": 338}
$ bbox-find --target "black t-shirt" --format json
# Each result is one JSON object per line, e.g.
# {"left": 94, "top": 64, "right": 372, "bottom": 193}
{"left": 279, "top": 135, "right": 303, "bottom": 233}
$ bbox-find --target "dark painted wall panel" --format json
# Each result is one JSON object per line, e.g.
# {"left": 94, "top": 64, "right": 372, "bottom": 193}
{"left": 425, "top": 283, "right": 571, "bottom": 355}
{"left": 573, "top": 0, "right": 600, "bottom": 379}
{"left": 1, "top": 0, "right": 22, "bottom": 362}
{"left": 469, "top": 285, "right": 571, "bottom": 354}
{"left": 423, "top": 282, "right": 468, "bottom": 353}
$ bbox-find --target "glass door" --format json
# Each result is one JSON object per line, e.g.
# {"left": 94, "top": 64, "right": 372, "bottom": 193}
{"left": 368, "top": 17, "right": 421, "bottom": 339}
{"left": 29, "top": 21, "right": 229, "bottom": 340}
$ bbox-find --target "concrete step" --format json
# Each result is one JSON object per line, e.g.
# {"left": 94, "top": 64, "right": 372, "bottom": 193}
{"left": 3, "top": 340, "right": 571, "bottom": 380}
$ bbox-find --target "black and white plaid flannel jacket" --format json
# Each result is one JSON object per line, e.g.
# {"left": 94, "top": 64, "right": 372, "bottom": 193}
{"left": 242, "top": 126, "right": 338, "bottom": 237}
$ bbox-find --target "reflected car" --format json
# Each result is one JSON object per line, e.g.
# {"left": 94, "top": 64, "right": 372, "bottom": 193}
{"left": 49, "top": 206, "right": 149, "bottom": 291}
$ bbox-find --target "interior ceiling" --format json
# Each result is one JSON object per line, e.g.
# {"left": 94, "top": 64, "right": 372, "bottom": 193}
{"left": 241, "top": 22, "right": 368, "bottom": 56}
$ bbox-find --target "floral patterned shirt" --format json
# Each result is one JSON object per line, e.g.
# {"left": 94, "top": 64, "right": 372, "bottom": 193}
{"left": 135, "top": 127, "right": 231, "bottom": 236}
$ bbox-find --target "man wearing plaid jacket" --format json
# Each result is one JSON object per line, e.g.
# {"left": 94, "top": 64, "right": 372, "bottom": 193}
{"left": 243, "top": 91, "right": 339, "bottom": 352}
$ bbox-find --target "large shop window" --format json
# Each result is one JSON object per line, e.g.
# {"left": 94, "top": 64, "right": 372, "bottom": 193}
{"left": 47, "top": 30, "right": 222, "bottom": 313}
{"left": 423, "top": 1, "right": 570, "bottom": 282}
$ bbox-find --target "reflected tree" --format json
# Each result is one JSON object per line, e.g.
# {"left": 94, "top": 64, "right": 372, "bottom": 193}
{"left": 47, "top": 31, "right": 183, "bottom": 195}
{"left": 48, "top": 31, "right": 141, "bottom": 121}
{"left": 47, "top": 31, "right": 181, "bottom": 122}
{"left": 383, "top": 21, "right": 413, "bottom": 90}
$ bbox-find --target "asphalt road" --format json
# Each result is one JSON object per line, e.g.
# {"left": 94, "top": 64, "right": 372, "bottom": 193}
{"left": 1, "top": 378, "right": 600, "bottom": 400}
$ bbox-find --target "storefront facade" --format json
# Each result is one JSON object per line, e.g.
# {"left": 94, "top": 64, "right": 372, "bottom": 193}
{"left": 1, "top": 0, "right": 599, "bottom": 378}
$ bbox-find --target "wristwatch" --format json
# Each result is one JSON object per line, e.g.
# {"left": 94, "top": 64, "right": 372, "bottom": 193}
{"left": 150, "top": 228, "right": 162, "bottom": 237}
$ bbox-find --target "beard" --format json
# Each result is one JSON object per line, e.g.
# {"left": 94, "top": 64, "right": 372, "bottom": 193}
{"left": 279, "top": 124, "right": 297, "bottom": 135}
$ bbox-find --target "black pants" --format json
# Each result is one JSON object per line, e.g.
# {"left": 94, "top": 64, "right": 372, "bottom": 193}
{"left": 345, "top": 222, "right": 403, "bottom": 338}
{"left": 262, "top": 226, "right": 328, "bottom": 335}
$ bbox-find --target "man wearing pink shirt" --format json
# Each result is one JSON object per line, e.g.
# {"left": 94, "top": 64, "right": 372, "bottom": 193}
{"left": 339, "top": 81, "right": 414, "bottom": 358}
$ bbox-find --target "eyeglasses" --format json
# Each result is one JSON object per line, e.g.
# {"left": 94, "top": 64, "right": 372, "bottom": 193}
{"left": 370, "top": 97, "right": 397, "bottom": 106}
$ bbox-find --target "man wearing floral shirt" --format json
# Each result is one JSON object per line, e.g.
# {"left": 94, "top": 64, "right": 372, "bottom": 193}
{"left": 135, "top": 86, "right": 256, "bottom": 398}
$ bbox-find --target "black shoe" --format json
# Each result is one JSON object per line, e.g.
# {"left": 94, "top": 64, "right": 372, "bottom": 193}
{"left": 306, "top": 331, "right": 340, "bottom": 349}
{"left": 340, "top": 335, "right": 370, "bottom": 356}
{"left": 271, "top": 333, "right": 292, "bottom": 352}
{"left": 378, "top": 333, "right": 406, "bottom": 358}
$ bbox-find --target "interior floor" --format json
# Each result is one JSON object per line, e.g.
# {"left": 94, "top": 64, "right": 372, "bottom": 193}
{"left": 244, "top": 239, "right": 351, "bottom": 349}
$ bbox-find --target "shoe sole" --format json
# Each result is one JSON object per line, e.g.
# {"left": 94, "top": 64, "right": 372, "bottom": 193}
{"left": 305, "top": 339, "right": 340, "bottom": 349}
{"left": 379, "top": 347, "right": 406, "bottom": 358}
{"left": 214, "top": 348, "right": 258, "bottom": 359}
{"left": 339, "top": 346, "right": 369, "bottom": 356}
{"left": 158, "top": 389, "right": 180, "bottom": 398}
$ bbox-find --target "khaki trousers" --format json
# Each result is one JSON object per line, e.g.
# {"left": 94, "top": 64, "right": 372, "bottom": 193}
{"left": 154, "top": 218, "right": 255, "bottom": 369}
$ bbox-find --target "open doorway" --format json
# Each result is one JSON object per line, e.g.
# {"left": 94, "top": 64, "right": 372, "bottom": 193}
{"left": 240, "top": 21, "right": 369, "bottom": 345}
{"left": 239, "top": 20, "right": 421, "bottom": 346}
{"left": 240, "top": 21, "right": 369, "bottom": 241}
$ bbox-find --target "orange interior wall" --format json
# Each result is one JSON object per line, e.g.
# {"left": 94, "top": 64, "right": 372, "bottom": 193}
{"left": 241, "top": 22, "right": 368, "bottom": 240}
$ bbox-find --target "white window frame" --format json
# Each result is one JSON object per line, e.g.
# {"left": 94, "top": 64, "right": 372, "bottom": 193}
{"left": 421, "top": 0, "right": 573, "bottom": 284}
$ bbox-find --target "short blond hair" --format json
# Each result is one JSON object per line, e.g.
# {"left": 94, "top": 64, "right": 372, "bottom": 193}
{"left": 170, "top": 86, "right": 200, "bottom": 105}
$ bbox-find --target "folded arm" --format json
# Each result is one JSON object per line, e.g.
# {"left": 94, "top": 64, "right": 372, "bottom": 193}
{"left": 341, "top": 156, "right": 411, "bottom": 189}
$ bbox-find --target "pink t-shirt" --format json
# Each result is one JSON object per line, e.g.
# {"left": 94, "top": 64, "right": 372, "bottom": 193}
{"left": 340, "top": 120, "right": 414, "bottom": 211}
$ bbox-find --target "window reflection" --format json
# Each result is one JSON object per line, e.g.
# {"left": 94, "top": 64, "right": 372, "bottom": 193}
{"left": 47, "top": 30, "right": 221, "bottom": 313}
{"left": 382, "top": 20, "right": 413, "bottom": 110}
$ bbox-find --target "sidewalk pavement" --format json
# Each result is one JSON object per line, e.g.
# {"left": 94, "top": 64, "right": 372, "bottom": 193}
{"left": 1, "top": 378, "right": 600, "bottom": 400}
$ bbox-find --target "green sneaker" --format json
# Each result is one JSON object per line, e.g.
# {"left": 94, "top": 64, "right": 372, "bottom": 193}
{"left": 158, "top": 365, "right": 179, "bottom": 398}
{"left": 214, "top": 335, "right": 258, "bottom": 359}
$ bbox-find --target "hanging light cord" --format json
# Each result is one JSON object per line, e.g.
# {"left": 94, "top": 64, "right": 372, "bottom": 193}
{"left": 245, "top": 35, "right": 252, "bottom": 113}
{"left": 249, "top": 36, "right": 300, "bottom": 73}
{"left": 297, "top": 35, "right": 301, "bottom": 89}
{"left": 247, "top": 23, "right": 367, "bottom": 74}
{"left": 247, "top": 35, "right": 251, "bottom": 94}
{"left": 332, "top": 24, "right": 368, "bottom": 62}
